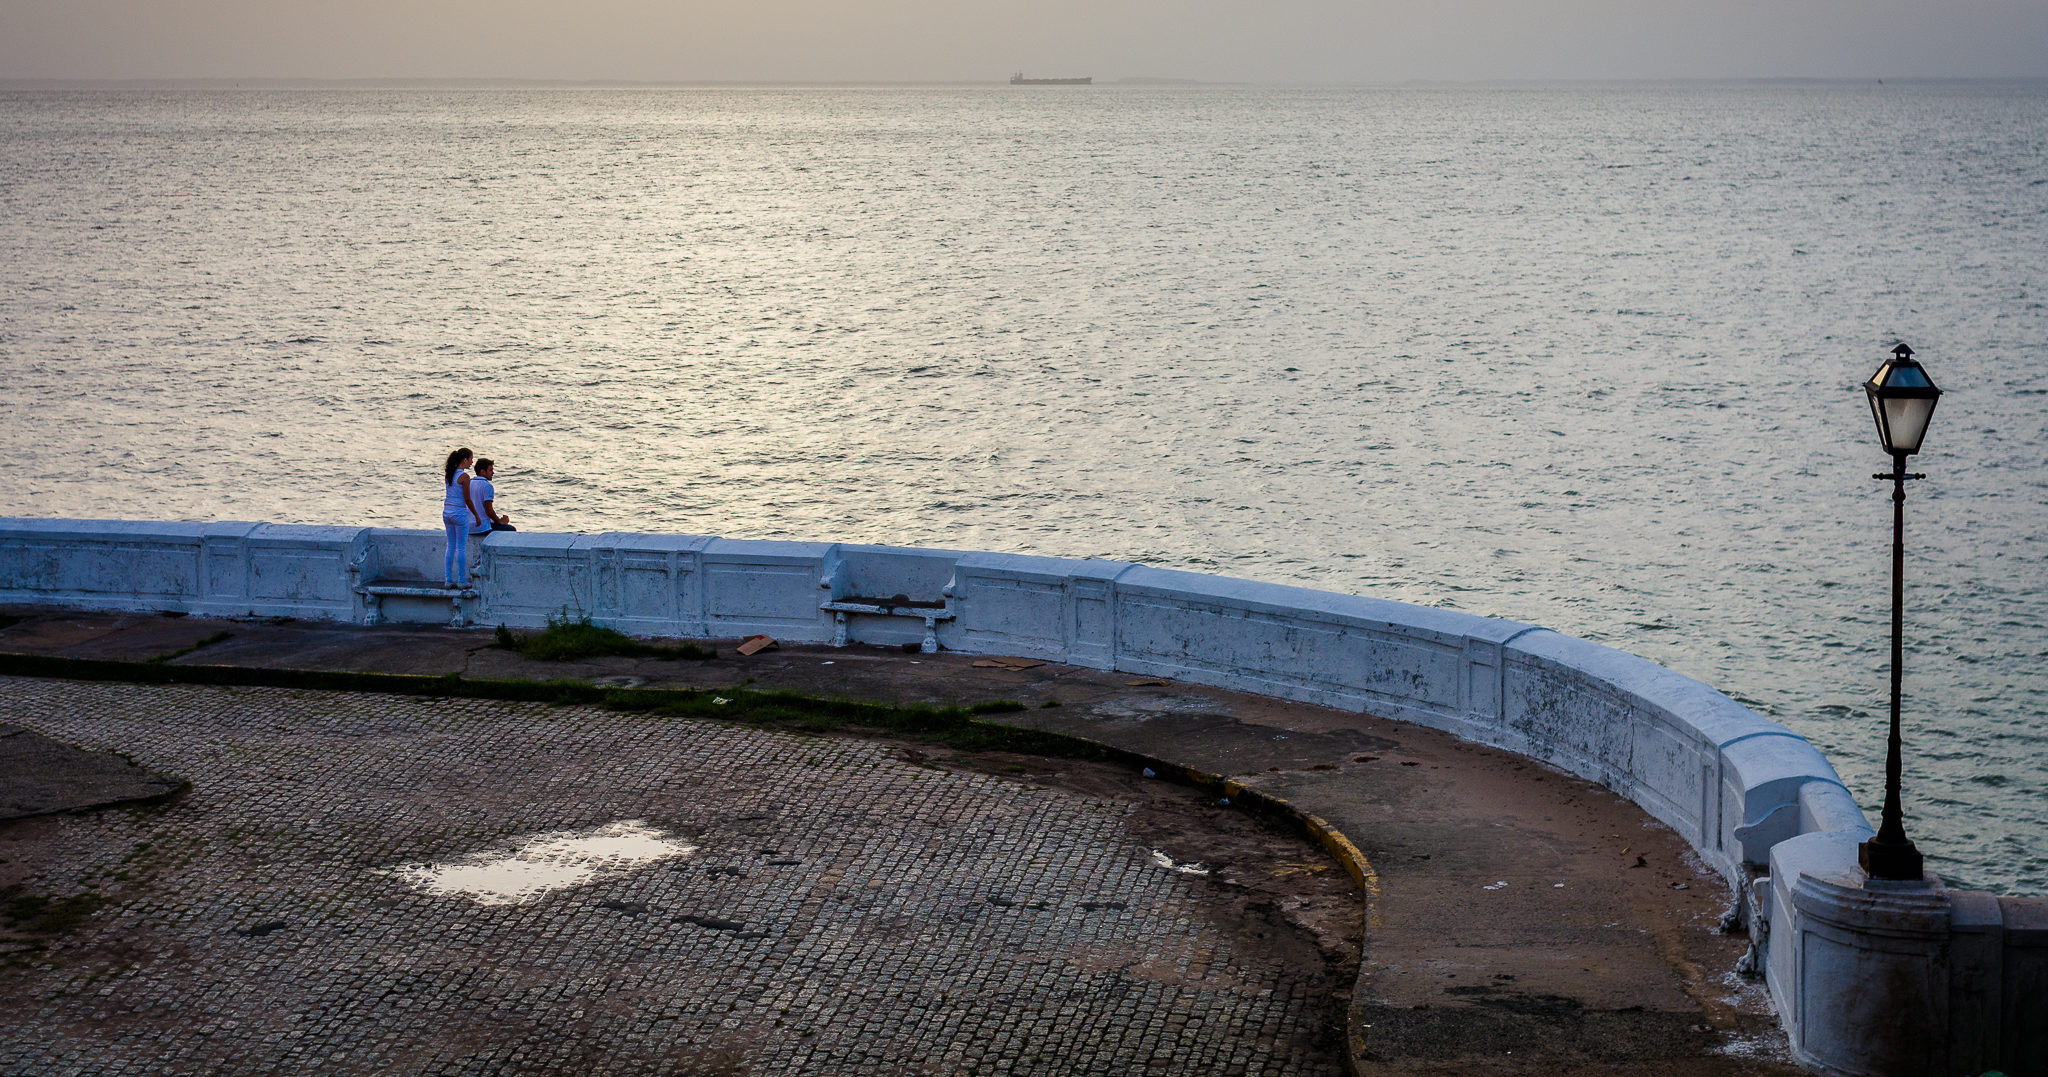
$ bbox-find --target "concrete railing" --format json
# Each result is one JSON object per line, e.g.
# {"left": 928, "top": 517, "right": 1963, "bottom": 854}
{"left": 1, "top": 517, "right": 2039, "bottom": 1077}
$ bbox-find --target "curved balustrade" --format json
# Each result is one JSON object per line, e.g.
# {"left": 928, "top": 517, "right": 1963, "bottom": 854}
{"left": 1, "top": 517, "right": 2039, "bottom": 1077}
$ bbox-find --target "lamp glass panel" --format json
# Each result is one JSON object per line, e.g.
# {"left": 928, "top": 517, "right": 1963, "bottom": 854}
{"left": 1880, "top": 395, "right": 1937, "bottom": 454}
{"left": 1883, "top": 362, "right": 1934, "bottom": 390}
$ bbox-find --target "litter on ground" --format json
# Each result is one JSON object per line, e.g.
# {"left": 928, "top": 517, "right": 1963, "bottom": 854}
{"left": 972, "top": 656, "right": 1046, "bottom": 671}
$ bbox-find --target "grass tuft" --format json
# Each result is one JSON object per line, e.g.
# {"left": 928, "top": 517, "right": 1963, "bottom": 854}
{"left": 494, "top": 614, "right": 714, "bottom": 662}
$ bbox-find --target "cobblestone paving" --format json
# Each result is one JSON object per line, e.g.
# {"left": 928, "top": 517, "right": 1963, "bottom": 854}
{"left": 0, "top": 677, "right": 1345, "bottom": 1075}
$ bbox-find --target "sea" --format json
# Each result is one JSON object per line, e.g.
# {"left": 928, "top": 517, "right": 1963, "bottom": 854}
{"left": 1, "top": 83, "right": 2043, "bottom": 894}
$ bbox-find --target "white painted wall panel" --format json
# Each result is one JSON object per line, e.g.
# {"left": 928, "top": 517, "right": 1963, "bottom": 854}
{"left": 701, "top": 539, "right": 836, "bottom": 640}
{"left": 475, "top": 531, "right": 584, "bottom": 627}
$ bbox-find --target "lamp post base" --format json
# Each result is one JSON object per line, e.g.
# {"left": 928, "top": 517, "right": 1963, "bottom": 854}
{"left": 1859, "top": 835, "right": 1923, "bottom": 882}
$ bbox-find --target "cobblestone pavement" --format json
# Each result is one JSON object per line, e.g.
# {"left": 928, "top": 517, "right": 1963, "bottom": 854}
{"left": 0, "top": 676, "right": 1354, "bottom": 1075}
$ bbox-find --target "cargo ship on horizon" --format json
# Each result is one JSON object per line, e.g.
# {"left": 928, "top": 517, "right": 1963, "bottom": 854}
{"left": 1009, "top": 73, "right": 1091, "bottom": 85}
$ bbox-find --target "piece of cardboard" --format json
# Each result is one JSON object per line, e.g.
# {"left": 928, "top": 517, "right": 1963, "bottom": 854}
{"left": 971, "top": 657, "right": 1046, "bottom": 671}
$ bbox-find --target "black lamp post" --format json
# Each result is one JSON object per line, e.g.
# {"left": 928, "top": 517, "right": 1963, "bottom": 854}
{"left": 1859, "top": 342, "right": 1941, "bottom": 882}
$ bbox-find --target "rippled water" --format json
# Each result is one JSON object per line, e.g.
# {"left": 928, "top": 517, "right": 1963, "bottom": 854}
{"left": 2, "top": 84, "right": 2043, "bottom": 892}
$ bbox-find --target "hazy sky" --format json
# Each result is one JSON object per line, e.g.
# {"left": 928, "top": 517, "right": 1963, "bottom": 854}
{"left": 3, "top": 0, "right": 2046, "bottom": 83}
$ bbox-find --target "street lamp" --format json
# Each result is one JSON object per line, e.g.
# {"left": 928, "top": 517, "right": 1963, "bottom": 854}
{"left": 1859, "top": 342, "right": 1941, "bottom": 882}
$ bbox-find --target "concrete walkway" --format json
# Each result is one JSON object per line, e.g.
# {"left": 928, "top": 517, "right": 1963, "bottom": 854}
{"left": 0, "top": 608, "right": 1803, "bottom": 1075}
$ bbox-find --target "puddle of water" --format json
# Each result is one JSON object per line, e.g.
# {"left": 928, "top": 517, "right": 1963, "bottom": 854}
{"left": 379, "top": 820, "right": 696, "bottom": 906}
{"left": 1149, "top": 849, "right": 1210, "bottom": 875}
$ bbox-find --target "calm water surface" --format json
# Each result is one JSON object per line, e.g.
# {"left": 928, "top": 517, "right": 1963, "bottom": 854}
{"left": 2, "top": 85, "right": 2043, "bottom": 892}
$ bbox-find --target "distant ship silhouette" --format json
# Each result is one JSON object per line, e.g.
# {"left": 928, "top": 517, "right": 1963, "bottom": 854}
{"left": 1009, "top": 72, "right": 1091, "bottom": 85}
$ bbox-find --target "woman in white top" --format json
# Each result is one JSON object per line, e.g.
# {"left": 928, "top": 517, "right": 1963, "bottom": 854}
{"left": 442, "top": 448, "right": 483, "bottom": 586}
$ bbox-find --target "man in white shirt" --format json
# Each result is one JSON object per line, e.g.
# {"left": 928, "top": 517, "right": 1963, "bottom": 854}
{"left": 469, "top": 458, "right": 516, "bottom": 533}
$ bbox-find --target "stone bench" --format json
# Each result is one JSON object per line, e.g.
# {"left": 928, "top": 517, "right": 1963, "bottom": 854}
{"left": 820, "top": 597, "right": 954, "bottom": 653}
{"left": 357, "top": 582, "right": 479, "bottom": 628}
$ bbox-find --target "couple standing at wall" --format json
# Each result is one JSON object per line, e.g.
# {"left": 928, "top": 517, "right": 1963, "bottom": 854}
{"left": 440, "top": 448, "right": 514, "bottom": 588}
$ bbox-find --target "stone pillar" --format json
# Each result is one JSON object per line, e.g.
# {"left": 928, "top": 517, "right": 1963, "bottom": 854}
{"left": 1767, "top": 830, "right": 1954, "bottom": 1077}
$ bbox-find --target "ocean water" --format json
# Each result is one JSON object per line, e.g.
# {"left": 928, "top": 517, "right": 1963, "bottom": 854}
{"left": 2, "top": 84, "right": 2043, "bottom": 893}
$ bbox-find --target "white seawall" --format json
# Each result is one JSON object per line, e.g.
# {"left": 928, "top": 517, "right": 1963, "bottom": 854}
{"left": 1, "top": 517, "right": 2040, "bottom": 1076}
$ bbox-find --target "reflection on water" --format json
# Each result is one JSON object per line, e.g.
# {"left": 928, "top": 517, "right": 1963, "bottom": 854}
{"left": 381, "top": 820, "right": 696, "bottom": 906}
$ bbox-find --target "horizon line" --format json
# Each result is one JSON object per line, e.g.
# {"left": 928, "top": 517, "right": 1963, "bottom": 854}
{"left": 5, "top": 74, "right": 2045, "bottom": 91}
